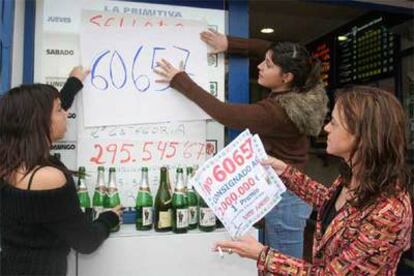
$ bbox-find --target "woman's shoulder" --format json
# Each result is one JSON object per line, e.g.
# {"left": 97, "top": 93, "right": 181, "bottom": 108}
{"left": 270, "top": 84, "right": 329, "bottom": 137}
{"left": 28, "top": 166, "right": 67, "bottom": 191}
{"left": 1, "top": 167, "right": 77, "bottom": 223}
{"left": 371, "top": 190, "right": 412, "bottom": 224}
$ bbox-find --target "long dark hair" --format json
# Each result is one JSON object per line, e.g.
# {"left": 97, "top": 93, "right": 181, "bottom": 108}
{"left": 0, "top": 84, "right": 60, "bottom": 179}
{"left": 336, "top": 86, "right": 412, "bottom": 207}
{"left": 268, "top": 42, "right": 321, "bottom": 92}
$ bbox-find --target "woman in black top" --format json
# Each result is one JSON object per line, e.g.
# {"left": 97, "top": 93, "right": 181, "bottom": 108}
{"left": 0, "top": 67, "right": 122, "bottom": 275}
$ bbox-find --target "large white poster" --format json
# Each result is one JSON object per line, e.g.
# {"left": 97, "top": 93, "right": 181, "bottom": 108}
{"left": 35, "top": 0, "right": 226, "bottom": 193}
{"left": 80, "top": 11, "right": 210, "bottom": 127}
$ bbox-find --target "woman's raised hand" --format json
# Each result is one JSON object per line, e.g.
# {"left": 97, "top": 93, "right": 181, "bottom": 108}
{"left": 261, "top": 156, "right": 288, "bottom": 175}
{"left": 200, "top": 29, "right": 228, "bottom": 54}
{"left": 154, "top": 59, "right": 184, "bottom": 83}
{"left": 111, "top": 205, "right": 123, "bottom": 218}
{"left": 69, "top": 65, "right": 90, "bottom": 82}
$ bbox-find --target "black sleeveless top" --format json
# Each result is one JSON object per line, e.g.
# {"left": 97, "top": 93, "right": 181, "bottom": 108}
{"left": 0, "top": 77, "right": 119, "bottom": 275}
{"left": 0, "top": 156, "right": 119, "bottom": 275}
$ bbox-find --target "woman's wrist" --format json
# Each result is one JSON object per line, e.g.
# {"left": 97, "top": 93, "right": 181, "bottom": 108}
{"left": 280, "top": 164, "right": 292, "bottom": 178}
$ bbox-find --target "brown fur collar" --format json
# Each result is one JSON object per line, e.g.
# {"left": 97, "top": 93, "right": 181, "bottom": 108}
{"left": 273, "top": 83, "right": 329, "bottom": 136}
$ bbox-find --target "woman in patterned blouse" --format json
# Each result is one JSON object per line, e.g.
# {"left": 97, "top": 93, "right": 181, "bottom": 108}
{"left": 215, "top": 85, "right": 413, "bottom": 275}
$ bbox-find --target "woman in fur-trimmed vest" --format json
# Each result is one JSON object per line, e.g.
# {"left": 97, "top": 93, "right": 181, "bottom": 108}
{"left": 155, "top": 30, "right": 329, "bottom": 259}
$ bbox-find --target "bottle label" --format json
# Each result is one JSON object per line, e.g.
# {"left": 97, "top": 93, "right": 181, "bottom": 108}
{"left": 188, "top": 206, "right": 197, "bottom": 225}
{"left": 158, "top": 209, "right": 172, "bottom": 228}
{"left": 199, "top": 208, "right": 216, "bottom": 227}
{"left": 142, "top": 207, "right": 153, "bottom": 226}
{"left": 176, "top": 209, "right": 189, "bottom": 229}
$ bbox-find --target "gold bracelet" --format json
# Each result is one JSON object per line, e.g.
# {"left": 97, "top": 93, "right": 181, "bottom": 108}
{"left": 264, "top": 249, "right": 273, "bottom": 273}
{"left": 257, "top": 246, "right": 269, "bottom": 271}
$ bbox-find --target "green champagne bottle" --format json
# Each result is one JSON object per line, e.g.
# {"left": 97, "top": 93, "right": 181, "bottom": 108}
{"left": 166, "top": 166, "right": 173, "bottom": 196}
{"left": 135, "top": 167, "right": 153, "bottom": 231}
{"left": 154, "top": 167, "right": 172, "bottom": 232}
{"left": 198, "top": 195, "right": 216, "bottom": 232}
{"left": 104, "top": 167, "right": 121, "bottom": 232}
{"left": 172, "top": 168, "right": 188, "bottom": 234}
{"left": 77, "top": 166, "right": 91, "bottom": 213}
{"left": 186, "top": 167, "right": 198, "bottom": 230}
{"left": 92, "top": 166, "right": 106, "bottom": 219}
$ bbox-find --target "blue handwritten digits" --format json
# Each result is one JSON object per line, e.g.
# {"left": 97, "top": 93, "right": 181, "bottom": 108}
{"left": 134, "top": 75, "right": 150, "bottom": 92}
{"left": 89, "top": 45, "right": 193, "bottom": 92}
{"left": 173, "top": 45, "right": 195, "bottom": 77}
{"left": 154, "top": 46, "right": 192, "bottom": 91}
{"left": 110, "top": 51, "right": 127, "bottom": 89}
{"left": 173, "top": 46, "right": 190, "bottom": 69}
{"left": 151, "top": 47, "right": 166, "bottom": 69}
{"left": 91, "top": 50, "right": 110, "bottom": 90}
{"left": 151, "top": 47, "right": 170, "bottom": 91}
{"left": 132, "top": 46, "right": 150, "bottom": 92}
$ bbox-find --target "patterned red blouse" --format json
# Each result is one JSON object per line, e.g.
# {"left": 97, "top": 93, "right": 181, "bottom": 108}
{"left": 257, "top": 166, "right": 413, "bottom": 275}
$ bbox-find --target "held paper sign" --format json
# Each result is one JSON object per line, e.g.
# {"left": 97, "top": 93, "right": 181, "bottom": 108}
{"left": 190, "top": 130, "right": 286, "bottom": 238}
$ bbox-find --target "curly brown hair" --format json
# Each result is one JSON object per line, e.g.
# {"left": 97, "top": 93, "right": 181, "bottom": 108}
{"left": 336, "top": 86, "right": 412, "bottom": 208}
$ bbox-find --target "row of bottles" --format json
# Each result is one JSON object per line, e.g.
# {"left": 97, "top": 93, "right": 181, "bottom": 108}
{"left": 77, "top": 166, "right": 121, "bottom": 232}
{"left": 77, "top": 165, "right": 223, "bottom": 234}
{"left": 137, "top": 166, "right": 220, "bottom": 234}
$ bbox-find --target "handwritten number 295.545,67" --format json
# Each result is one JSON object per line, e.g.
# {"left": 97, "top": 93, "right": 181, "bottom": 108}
{"left": 89, "top": 143, "right": 133, "bottom": 164}
{"left": 89, "top": 141, "right": 204, "bottom": 165}
{"left": 90, "top": 46, "right": 190, "bottom": 92}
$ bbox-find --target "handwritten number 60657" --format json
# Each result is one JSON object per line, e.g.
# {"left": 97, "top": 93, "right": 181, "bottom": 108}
{"left": 90, "top": 46, "right": 190, "bottom": 92}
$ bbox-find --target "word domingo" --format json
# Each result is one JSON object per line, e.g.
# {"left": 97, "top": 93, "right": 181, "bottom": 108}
{"left": 202, "top": 137, "right": 253, "bottom": 194}
{"left": 90, "top": 46, "right": 190, "bottom": 92}
{"left": 216, "top": 177, "right": 257, "bottom": 217}
{"left": 89, "top": 140, "right": 205, "bottom": 165}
